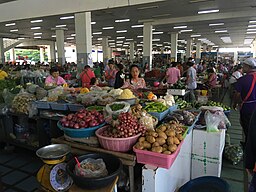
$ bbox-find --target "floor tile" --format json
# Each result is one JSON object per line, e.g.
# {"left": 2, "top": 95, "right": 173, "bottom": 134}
{"left": 4, "top": 157, "right": 31, "bottom": 169}
{"left": 0, "top": 153, "right": 17, "bottom": 164}
{"left": 221, "top": 166, "right": 244, "bottom": 181}
{"left": 225, "top": 179, "right": 244, "bottom": 192}
{"left": 19, "top": 161, "right": 43, "bottom": 174}
{"left": 15, "top": 176, "right": 40, "bottom": 192}
{"left": 2, "top": 171, "right": 29, "bottom": 185}
{"left": 4, "top": 189, "right": 20, "bottom": 192}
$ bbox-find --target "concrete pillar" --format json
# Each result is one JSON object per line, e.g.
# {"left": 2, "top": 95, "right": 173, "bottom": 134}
{"left": 253, "top": 41, "right": 256, "bottom": 58}
{"left": 108, "top": 47, "right": 113, "bottom": 59}
{"left": 56, "top": 29, "right": 65, "bottom": 65}
{"left": 186, "top": 39, "right": 192, "bottom": 60}
{"left": 10, "top": 48, "right": 15, "bottom": 62}
{"left": 75, "top": 12, "right": 93, "bottom": 73}
{"left": 0, "top": 38, "right": 5, "bottom": 64}
{"left": 143, "top": 22, "right": 153, "bottom": 70}
{"left": 48, "top": 41, "right": 56, "bottom": 62}
{"left": 130, "top": 41, "right": 135, "bottom": 62}
{"left": 40, "top": 47, "right": 45, "bottom": 63}
{"left": 196, "top": 41, "right": 201, "bottom": 63}
{"left": 203, "top": 44, "right": 207, "bottom": 52}
{"left": 171, "top": 32, "right": 178, "bottom": 62}
{"left": 208, "top": 45, "right": 212, "bottom": 52}
{"left": 102, "top": 37, "right": 109, "bottom": 65}
{"left": 234, "top": 51, "right": 238, "bottom": 65}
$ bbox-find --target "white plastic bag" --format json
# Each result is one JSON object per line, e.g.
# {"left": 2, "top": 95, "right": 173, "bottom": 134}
{"left": 106, "top": 101, "right": 130, "bottom": 117}
{"left": 204, "top": 110, "right": 223, "bottom": 132}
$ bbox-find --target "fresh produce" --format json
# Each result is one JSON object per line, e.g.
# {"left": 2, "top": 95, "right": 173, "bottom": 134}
{"left": 108, "top": 88, "right": 123, "bottom": 96}
{"left": 172, "top": 80, "right": 186, "bottom": 89}
{"left": 175, "top": 98, "right": 192, "bottom": 109}
{"left": 144, "top": 102, "right": 168, "bottom": 113}
{"left": 60, "top": 109, "right": 105, "bottom": 129}
{"left": 164, "top": 94, "right": 175, "bottom": 107}
{"left": 224, "top": 144, "right": 243, "bottom": 165}
{"left": 12, "top": 93, "right": 36, "bottom": 114}
{"left": 97, "top": 94, "right": 115, "bottom": 105}
{"left": 100, "top": 112, "right": 147, "bottom": 138}
{"left": 110, "top": 103, "right": 125, "bottom": 111}
{"left": 164, "top": 110, "right": 199, "bottom": 126}
{"left": 147, "top": 92, "right": 157, "bottom": 100}
{"left": 80, "top": 87, "right": 90, "bottom": 94}
{"left": 118, "top": 89, "right": 135, "bottom": 99}
{"left": 206, "top": 101, "right": 231, "bottom": 111}
{"left": 134, "top": 121, "right": 187, "bottom": 154}
{"left": 86, "top": 105, "right": 104, "bottom": 111}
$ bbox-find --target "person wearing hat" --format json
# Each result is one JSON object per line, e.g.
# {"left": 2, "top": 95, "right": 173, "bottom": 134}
{"left": 233, "top": 58, "right": 256, "bottom": 146}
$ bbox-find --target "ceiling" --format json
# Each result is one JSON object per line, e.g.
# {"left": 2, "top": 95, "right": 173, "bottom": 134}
{"left": 1, "top": 0, "right": 256, "bottom": 51}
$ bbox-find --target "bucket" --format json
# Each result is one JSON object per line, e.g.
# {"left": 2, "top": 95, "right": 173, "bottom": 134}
{"left": 201, "top": 90, "right": 208, "bottom": 96}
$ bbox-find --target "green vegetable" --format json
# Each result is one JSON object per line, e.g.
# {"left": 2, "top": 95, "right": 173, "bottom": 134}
{"left": 86, "top": 105, "right": 104, "bottom": 111}
{"left": 110, "top": 104, "right": 125, "bottom": 111}
{"left": 144, "top": 102, "right": 168, "bottom": 113}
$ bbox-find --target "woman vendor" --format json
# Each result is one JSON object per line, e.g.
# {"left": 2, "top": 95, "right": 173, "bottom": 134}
{"left": 45, "top": 67, "right": 67, "bottom": 86}
{"left": 122, "top": 64, "right": 146, "bottom": 90}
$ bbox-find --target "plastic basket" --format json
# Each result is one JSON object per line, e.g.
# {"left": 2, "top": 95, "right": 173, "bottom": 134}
{"left": 57, "top": 121, "right": 106, "bottom": 138}
{"left": 133, "top": 140, "right": 184, "bottom": 169}
{"left": 95, "top": 126, "right": 141, "bottom": 152}
{"left": 50, "top": 103, "right": 68, "bottom": 111}
{"left": 148, "top": 108, "right": 169, "bottom": 121}
{"left": 68, "top": 103, "right": 85, "bottom": 112}
{"left": 224, "top": 110, "right": 231, "bottom": 118}
{"left": 35, "top": 101, "right": 51, "bottom": 109}
{"left": 168, "top": 105, "right": 178, "bottom": 113}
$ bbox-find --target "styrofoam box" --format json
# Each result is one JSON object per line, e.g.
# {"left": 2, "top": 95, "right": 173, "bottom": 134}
{"left": 191, "top": 129, "right": 225, "bottom": 179}
{"left": 167, "top": 89, "right": 186, "bottom": 96}
{"left": 197, "top": 96, "right": 208, "bottom": 104}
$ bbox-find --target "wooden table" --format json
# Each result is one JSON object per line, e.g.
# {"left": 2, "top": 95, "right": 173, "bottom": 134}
{"left": 51, "top": 137, "right": 136, "bottom": 192}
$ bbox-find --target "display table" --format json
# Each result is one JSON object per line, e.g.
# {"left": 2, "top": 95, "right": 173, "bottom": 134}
{"left": 51, "top": 137, "right": 136, "bottom": 192}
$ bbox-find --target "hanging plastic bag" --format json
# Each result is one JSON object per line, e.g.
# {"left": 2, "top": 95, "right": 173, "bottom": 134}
{"left": 47, "top": 86, "right": 64, "bottom": 102}
{"left": 224, "top": 144, "right": 243, "bottom": 165}
{"left": 2, "top": 88, "right": 17, "bottom": 106}
{"left": 204, "top": 110, "right": 223, "bottom": 132}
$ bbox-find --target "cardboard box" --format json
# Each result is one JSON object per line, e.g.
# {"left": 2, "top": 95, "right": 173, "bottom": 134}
{"left": 167, "top": 89, "right": 186, "bottom": 96}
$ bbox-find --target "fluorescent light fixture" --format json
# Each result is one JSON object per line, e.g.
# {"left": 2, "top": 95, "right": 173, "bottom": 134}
{"left": 174, "top": 25, "right": 187, "bottom": 29}
{"left": 31, "top": 19, "right": 43, "bottom": 23}
{"left": 140, "top": 42, "right": 144, "bottom": 44}
{"left": 108, "top": 39, "right": 115, "bottom": 42}
{"left": 191, "top": 34, "right": 201, "bottom": 37}
{"left": 131, "top": 25, "right": 144, "bottom": 28}
{"left": 152, "top": 39, "right": 160, "bottom": 41}
{"left": 153, "top": 31, "right": 164, "bottom": 35}
{"left": 178, "top": 39, "right": 186, "bottom": 42}
{"left": 116, "top": 44, "right": 122, "bottom": 46}
{"left": 180, "top": 29, "right": 193, "bottom": 32}
{"left": 126, "top": 38, "right": 133, "bottom": 41}
{"left": 91, "top": 21, "right": 96, "bottom": 25}
{"left": 5, "top": 23, "right": 15, "bottom": 27}
{"left": 124, "top": 42, "right": 130, "bottom": 44}
{"left": 97, "top": 38, "right": 102, "bottom": 40}
{"left": 60, "top": 16, "right": 74, "bottom": 20}
{"left": 115, "top": 19, "right": 130, "bottom": 23}
{"left": 116, "top": 41, "right": 123, "bottom": 43}
{"left": 249, "top": 21, "right": 256, "bottom": 23}
{"left": 152, "top": 14, "right": 171, "bottom": 18}
{"left": 116, "top": 30, "right": 127, "bottom": 33}
{"left": 220, "top": 36, "right": 232, "bottom": 43}
{"left": 117, "top": 36, "right": 125, "bottom": 39}
{"left": 18, "top": 37, "right": 25, "bottom": 40}
{"left": 164, "top": 42, "right": 171, "bottom": 44}
{"left": 31, "top": 27, "right": 41, "bottom": 30}
{"left": 247, "top": 28, "right": 256, "bottom": 31}
{"left": 198, "top": 38, "right": 207, "bottom": 41}
{"left": 190, "top": 0, "right": 214, "bottom": 3}
{"left": 137, "top": 5, "right": 158, "bottom": 10}
{"left": 34, "top": 36, "right": 41, "bottom": 39}
{"left": 95, "top": 44, "right": 101, "bottom": 46}
{"left": 212, "top": 45, "right": 219, "bottom": 47}
{"left": 209, "top": 23, "right": 224, "bottom": 26}
{"left": 244, "top": 39, "right": 253, "bottom": 44}
{"left": 10, "top": 29, "right": 18, "bottom": 32}
{"left": 248, "top": 25, "right": 256, "bottom": 28}
{"left": 198, "top": 9, "right": 219, "bottom": 14}
{"left": 102, "top": 26, "right": 114, "bottom": 30}
{"left": 109, "top": 43, "right": 115, "bottom": 45}
{"left": 34, "top": 33, "right": 42, "bottom": 35}
{"left": 93, "top": 32, "right": 102, "bottom": 35}
{"left": 52, "top": 35, "right": 56, "bottom": 38}
{"left": 56, "top": 25, "right": 67, "bottom": 28}
{"left": 247, "top": 31, "right": 256, "bottom": 34}
{"left": 137, "top": 44, "right": 143, "bottom": 46}
{"left": 123, "top": 45, "right": 129, "bottom": 47}
{"left": 137, "top": 35, "right": 143, "bottom": 38}
{"left": 71, "top": 34, "right": 76, "bottom": 36}
{"left": 67, "top": 37, "right": 74, "bottom": 40}
{"left": 215, "top": 30, "right": 227, "bottom": 33}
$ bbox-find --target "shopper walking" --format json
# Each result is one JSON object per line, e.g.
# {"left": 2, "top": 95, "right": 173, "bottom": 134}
{"left": 229, "top": 64, "right": 243, "bottom": 106}
{"left": 166, "top": 62, "right": 181, "bottom": 85}
{"left": 79, "top": 65, "right": 95, "bottom": 88}
{"left": 185, "top": 61, "right": 197, "bottom": 103}
{"left": 233, "top": 58, "right": 256, "bottom": 145}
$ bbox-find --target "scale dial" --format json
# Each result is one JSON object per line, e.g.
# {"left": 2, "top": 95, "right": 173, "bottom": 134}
{"left": 50, "top": 163, "right": 73, "bottom": 191}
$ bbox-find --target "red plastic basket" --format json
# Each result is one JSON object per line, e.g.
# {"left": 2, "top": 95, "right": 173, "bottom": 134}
{"left": 133, "top": 140, "right": 184, "bottom": 169}
{"left": 95, "top": 126, "right": 141, "bottom": 152}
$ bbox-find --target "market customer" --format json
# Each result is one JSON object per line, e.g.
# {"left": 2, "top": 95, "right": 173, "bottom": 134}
{"left": 105, "top": 60, "right": 117, "bottom": 87}
{"left": 45, "top": 67, "right": 67, "bottom": 86}
{"left": 166, "top": 62, "right": 180, "bottom": 85}
{"left": 114, "top": 64, "right": 125, "bottom": 89}
{"left": 90, "top": 77, "right": 102, "bottom": 91}
{"left": 233, "top": 58, "right": 256, "bottom": 145}
{"left": 80, "top": 65, "right": 95, "bottom": 88}
{"left": 204, "top": 68, "right": 217, "bottom": 89}
{"left": 229, "top": 64, "right": 243, "bottom": 105}
{"left": 185, "top": 61, "right": 197, "bottom": 103}
{"left": 122, "top": 64, "right": 146, "bottom": 90}
{"left": 0, "top": 64, "right": 8, "bottom": 80}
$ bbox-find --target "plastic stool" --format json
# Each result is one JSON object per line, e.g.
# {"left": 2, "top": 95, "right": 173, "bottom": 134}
{"left": 179, "top": 176, "right": 230, "bottom": 192}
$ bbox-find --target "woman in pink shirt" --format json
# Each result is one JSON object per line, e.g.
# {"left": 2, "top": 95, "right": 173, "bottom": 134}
{"left": 45, "top": 67, "right": 67, "bottom": 86}
{"left": 166, "top": 62, "right": 181, "bottom": 85}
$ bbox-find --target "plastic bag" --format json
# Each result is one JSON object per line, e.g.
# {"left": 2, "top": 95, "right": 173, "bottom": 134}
{"left": 2, "top": 89, "right": 17, "bottom": 106}
{"left": 204, "top": 110, "right": 230, "bottom": 132}
{"left": 75, "top": 158, "right": 108, "bottom": 178}
{"left": 224, "top": 144, "right": 243, "bottom": 165}
{"left": 26, "top": 83, "right": 39, "bottom": 94}
{"left": 139, "top": 114, "right": 155, "bottom": 130}
{"left": 106, "top": 101, "right": 130, "bottom": 118}
{"left": 28, "top": 102, "right": 38, "bottom": 118}
{"left": 47, "top": 86, "right": 64, "bottom": 102}
{"left": 12, "top": 92, "right": 36, "bottom": 114}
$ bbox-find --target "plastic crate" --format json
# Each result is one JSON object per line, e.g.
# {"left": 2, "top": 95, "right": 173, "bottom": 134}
{"left": 169, "top": 105, "right": 178, "bottom": 113}
{"left": 68, "top": 103, "right": 85, "bottom": 112}
{"left": 50, "top": 103, "right": 68, "bottom": 111}
{"left": 133, "top": 140, "right": 184, "bottom": 169}
{"left": 35, "top": 101, "right": 51, "bottom": 109}
{"left": 148, "top": 108, "right": 169, "bottom": 121}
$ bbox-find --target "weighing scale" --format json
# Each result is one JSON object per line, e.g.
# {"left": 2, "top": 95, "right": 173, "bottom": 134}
{"left": 36, "top": 144, "right": 73, "bottom": 192}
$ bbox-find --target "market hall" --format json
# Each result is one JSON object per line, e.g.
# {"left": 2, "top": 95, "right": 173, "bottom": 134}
{"left": 0, "top": 0, "right": 255, "bottom": 191}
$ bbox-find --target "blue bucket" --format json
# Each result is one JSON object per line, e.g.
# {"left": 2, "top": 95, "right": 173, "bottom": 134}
{"left": 179, "top": 176, "right": 230, "bottom": 192}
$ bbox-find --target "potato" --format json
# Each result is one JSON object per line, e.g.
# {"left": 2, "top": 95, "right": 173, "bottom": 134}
{"left": 163, "top": 151, "right": 172, "bottom": 155}
{"left": 165, "top": 129, "right": 175, "bottom": 137}
{"left": 151, "top": 146, "right": 163, "bottom": 153}
{"left": 162, "top": 147, "right": 167, "bottom": 152}
{"left": 152, "top": 142, "right": 160, "bottom": 147}
{"left": 147, "top": 131, "right": 158, "bottom": 137}
{"left": 176, "top": 134, "right": 183, "bottom": 141}
{"left": 142, "top": 141, "right": 151, "bottom": 149}
{"left": 159, "top": 125, "right": 167, "bottom": 132}
{"left": 155, "top": 137, "right": 166, "bottom": 145}
{"left": 134, "top": 142, "right": 144, "bottom": 150}
{"left": 173, "top": 137, "right": 180, "bottom": 145}
{"left": 168, "top": 144, "right": 177, "bottom": 152}
{"left": 158, "top": 131, "right": 167, "bottom": 140}
{"left": 167, "top": 137, "right": 174, "bottom": 145}
{"left": 163, "top": 144, "right": 168, "bottom": 148}
{"left": 146, "top": 136, "right": 156, "bottom": 144}
{"left": 139, "top": 137, "right": 146, "bottom": 142}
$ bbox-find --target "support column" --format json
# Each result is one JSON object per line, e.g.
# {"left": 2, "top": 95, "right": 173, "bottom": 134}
{"left": 253, "top": 41, "right": 256, "bottom": 58}
{"left": 207, "top": 45, "right": 212, "bottom": 52}
{"left": 102, "top": 37, "right": 109, "bottom": 65}
{"left": 0, "top": 38, "right": 4, "bottom": 64}
{"left": 48, "top": 41, "right": 56, "bottom": 62}
{"left": 171, "top": 32, "right": 178, "bottom": 62}
{"left": 55, "top": 29, "right": 65, "bottom": 65}
{"left": 203, "top": 43, "right": 207, "bottom": 52}
{"left": 75, "top": 12, "right": 92, "bottom": 73}
{"left": 186, "top": 39, "right": 192, "bottom": 60}
{"left": 10, "top": 48, "right": 15, "bottom": 62}
{"left": 108, "top": 47, "right": 113, "bottom": 59}
{"left": 130, "top": 41, "right": 135, "bottom": 62}
{"left": 196, "top": 41, "right": 201, "bottom": 63}
{"left": 40, "top": 47, "right": 45, "bottom": 63}
{"left": 143, "top": 22, "right": 153, "bottom": 70}
{"left": 234, "top": 51, "right": 238, "bottom": 65}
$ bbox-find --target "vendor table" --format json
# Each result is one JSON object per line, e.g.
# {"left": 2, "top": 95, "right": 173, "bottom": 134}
{"left": 51, "top": 137, "right": 136, "bottom": 192}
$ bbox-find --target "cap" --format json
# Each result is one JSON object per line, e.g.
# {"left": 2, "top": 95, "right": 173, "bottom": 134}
{"left": 244, "top": 58, "right": 256, "bottom": 68}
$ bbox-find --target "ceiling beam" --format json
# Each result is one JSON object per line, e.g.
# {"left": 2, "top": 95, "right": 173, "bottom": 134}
{"left": 139, "top": 10, "right": 256, "bottom": 26}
